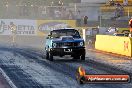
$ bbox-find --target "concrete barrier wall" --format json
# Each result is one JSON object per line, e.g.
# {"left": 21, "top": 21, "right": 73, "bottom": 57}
{"left": 95, "top": 35, "right": 132, "bottom": 57}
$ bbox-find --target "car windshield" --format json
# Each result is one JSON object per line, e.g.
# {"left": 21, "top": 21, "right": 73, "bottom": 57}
{"left": 51, "top": 29, "right": 81, "bottom": 38}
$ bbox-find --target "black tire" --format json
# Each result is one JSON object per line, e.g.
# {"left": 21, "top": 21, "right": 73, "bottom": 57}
{"left": 48, "top": 52, "right": 53, "bottom": 61}
{"left": 81, "top": 53, "right": 85, "bottom": 60}
{"left": 46, "top": 51, "right": 49, "bottom": 60}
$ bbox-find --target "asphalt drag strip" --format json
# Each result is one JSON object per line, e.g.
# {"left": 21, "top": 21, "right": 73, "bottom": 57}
{"left": 0, "top": 46, "right": 132, "bottom": 88}
{"left": 13, "top": 47, "right": 132, "bottom": 88}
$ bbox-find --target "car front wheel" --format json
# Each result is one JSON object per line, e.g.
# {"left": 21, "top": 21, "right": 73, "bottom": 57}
{"left": 48, "top": 52, "right": 53, "bottom": 61}
{"left": 46, "top": 50, "right": 53, "bottom": 61}
{"left": 81, "top": 53, "right": 85, "bottom": 60}
{"left": 46, "top": 51, "right": 49, "bottom": 60}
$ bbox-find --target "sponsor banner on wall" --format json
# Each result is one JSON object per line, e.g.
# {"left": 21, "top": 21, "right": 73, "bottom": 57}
{"left": 37, "top": 20, "right": 76, "bottom": 36}
{"left": 0, "top": 19, "right": 37, "bottom": 35}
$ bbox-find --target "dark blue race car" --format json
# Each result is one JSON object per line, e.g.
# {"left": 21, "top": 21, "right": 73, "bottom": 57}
{"left": 45, "top": 28, "right": 85, "bottom": 61}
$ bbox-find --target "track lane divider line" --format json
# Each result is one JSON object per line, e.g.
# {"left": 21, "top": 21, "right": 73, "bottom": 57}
{"left": 0, "top": 67, "right": 17, "bottom": 88}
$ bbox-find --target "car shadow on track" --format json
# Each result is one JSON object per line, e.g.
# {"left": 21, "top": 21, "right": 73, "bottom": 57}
{"left": 53, "top": 58, "right": 84, "bottom": 63}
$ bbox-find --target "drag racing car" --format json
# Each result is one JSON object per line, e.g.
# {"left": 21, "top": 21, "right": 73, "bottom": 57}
{"left": 45, "top": 28, "right": 85, "bottom": 61}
